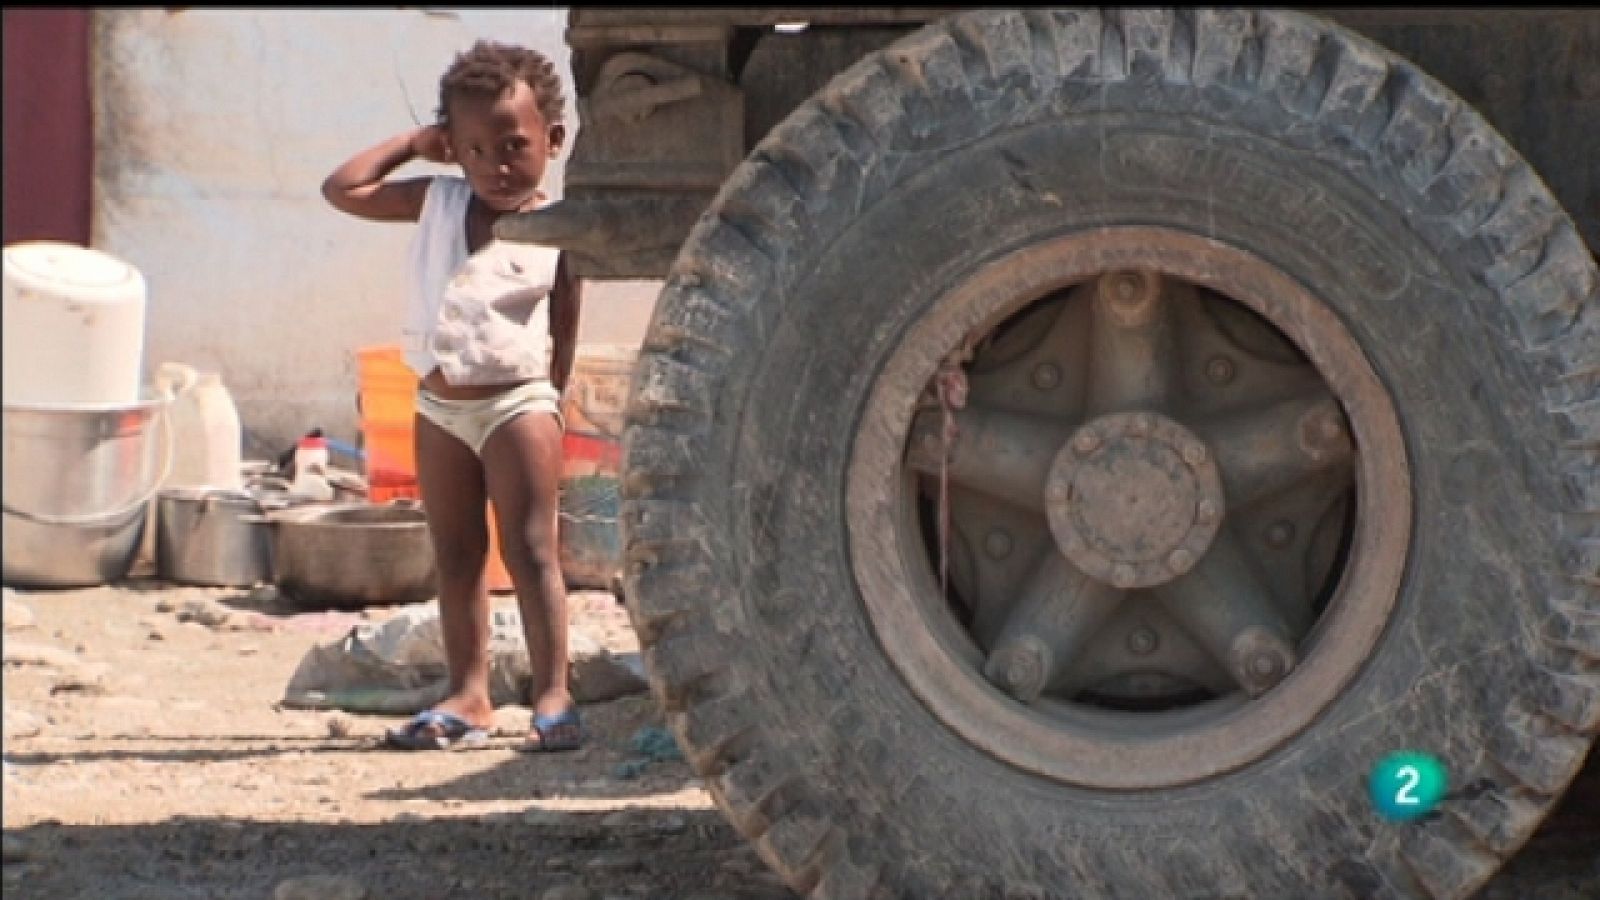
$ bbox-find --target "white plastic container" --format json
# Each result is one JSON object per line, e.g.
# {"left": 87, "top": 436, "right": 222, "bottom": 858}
{"left": 153, "top": 362, "right": 244, "bottom": 491}
{"left": 290, "top": 434, "right": 334, "bottom": 502}
{"left": 2, "top": 241, "right": 147, "bottom": 406}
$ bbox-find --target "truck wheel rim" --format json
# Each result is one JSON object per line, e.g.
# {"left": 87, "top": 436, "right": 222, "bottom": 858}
{"left": 847, "top": 227, "right": 1411, "bottom": 789}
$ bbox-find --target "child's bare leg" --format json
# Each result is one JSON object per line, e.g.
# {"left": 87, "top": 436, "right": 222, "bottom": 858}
{"left": 414, "top": 413, "right": 496, "bottom": 732}
{"left": 480, "top": 409, "right": 574, "bottom": 745}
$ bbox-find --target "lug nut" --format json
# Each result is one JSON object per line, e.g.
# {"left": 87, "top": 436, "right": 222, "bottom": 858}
{"left": 1102, "top": 271, "right": 1158, "bottom": 325}
{"left": 1230, "top": 629, "right": 1297, "bottom": 697}
{"left": 1250, "top": 653, "right": 1283, "bottom": 680}
{"left": 1318, "top": 412, "right": 1344, "bottom": 443}
{"left": 1031, "top": 363, "right": 1062, "bottom": 391}
{"left": 987, "top": 638, "right": 1051, "bottom": 703}
{"left": 1265, "top": 521, "right": 1295, "bottom": 549}
{"left": 1111, "top": 272, "right": 1141, "bottom": 303}
{"left": 1206, "top": 355, "right": 1236, "bottom": 385}
{"left": 1127, "top": 627, "right": 1159, "bottom": 656}
{"left": 1299, "top": 406, "right": 1348, "bottom": 457}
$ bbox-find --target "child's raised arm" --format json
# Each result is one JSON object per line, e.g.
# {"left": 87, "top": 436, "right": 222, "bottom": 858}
{"left": 321, "top": 125, "right": 448, "bottom": 222}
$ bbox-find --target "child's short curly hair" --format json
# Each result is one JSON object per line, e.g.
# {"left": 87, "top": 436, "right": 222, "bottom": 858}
{"left": 436, "top": 40, "right": 565, "bottom": 128}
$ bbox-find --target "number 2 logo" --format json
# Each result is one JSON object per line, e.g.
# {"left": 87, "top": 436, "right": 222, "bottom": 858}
{"left": 1392, "top": 764, "right": 1421, "bottom": 806}
{"left": 1370, "top": 751, "right": 1447, "bottom": 821}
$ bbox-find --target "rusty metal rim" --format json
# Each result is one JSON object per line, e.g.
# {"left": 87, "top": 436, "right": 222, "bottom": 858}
{"left": 846, "top": 227, "right": 1411, "bottom": 789}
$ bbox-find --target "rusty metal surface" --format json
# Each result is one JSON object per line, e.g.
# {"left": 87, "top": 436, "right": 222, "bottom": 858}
{"left": 523, "top": 7, "right": 1599, "bottom": 280}
{"left": 846, "top": 227, "right": 1411, "bottom": 789}
{"left": 566, "top": 51, "right": 743, "bottom": 191}
{"left": 906, "top": 262, "right": 1362, "bottom": 710}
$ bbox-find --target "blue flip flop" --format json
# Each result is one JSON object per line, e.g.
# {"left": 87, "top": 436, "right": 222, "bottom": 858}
{"left": 384, "top": 709, "right": 490, "bottom": 751}
{"left": 520, "top": 707, "right": 583, "bottom": 753}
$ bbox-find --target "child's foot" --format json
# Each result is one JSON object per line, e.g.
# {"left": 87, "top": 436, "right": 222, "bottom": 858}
{"left": 385, "top": 709, "right": 490, "bottom": 751}
{"left": 384, "top": 695, "right": 493, "bottom": 750}
{"left": 521, "top": 694, "right": 582, "bottom": 753}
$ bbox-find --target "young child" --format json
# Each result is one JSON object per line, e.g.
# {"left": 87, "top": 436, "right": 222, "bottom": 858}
{"left": 322, "top": 40, "right": 583, "bottom": 753}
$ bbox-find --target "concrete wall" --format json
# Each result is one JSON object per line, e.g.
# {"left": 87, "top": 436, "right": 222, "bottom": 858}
{"left": 91, "top": 8, "right": 659, "bottom": 456}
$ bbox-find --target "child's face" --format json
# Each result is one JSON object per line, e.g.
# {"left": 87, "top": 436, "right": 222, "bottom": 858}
{"left": 443, "top": 80, "right": 562, "bottom": 214}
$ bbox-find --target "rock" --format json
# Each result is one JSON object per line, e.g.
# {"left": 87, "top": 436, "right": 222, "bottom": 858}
{"left": 273, "top": 874, "right": 367, "bottom": 900}
{"left": 568, "top": 629, "right": 647, "bottom": 704}
{"left": 2, "top": 590, "right": 35, "bottom": 632}
{"left": 177, "top": 599, "right": 234, "bottom": 630}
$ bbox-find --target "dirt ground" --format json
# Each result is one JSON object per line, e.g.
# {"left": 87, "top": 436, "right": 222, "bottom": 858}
{"left": 2, "top": 580, "right": 1596, "bottom": 900}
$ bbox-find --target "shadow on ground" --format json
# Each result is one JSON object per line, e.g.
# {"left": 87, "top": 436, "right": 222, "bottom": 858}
{"left": 1, "top": 808, "right": 798, "bottom": 900}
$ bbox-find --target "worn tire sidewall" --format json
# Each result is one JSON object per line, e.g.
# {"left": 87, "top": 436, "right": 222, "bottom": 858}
{"left": 696, "top": 68, "right": 1567, "bottom": 893}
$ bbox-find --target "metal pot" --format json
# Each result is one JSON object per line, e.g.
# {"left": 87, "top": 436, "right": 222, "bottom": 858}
{"left": 266, "top": 502, "right": 437, "bottom": 610}
{"left": 155, "top": 488, "right": 273, "bottom": 587}
{"left": 2, "top": 394, "right": 171, "bottom": 587}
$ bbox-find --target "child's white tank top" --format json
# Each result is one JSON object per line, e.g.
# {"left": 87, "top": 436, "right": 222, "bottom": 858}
{"left": 404, "top": 176, "right": 560, "bottom": 386}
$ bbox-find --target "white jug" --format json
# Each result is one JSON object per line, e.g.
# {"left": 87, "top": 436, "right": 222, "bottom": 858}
{"left": 154, "top": 362, "right": 243, "bottom": 491}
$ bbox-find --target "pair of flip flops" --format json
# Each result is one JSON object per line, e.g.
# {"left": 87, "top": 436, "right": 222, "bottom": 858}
{"left": 384, "top": 709, "right": 490, "bottom": 751}
{"left": 384, "top": 707, "right": 584, "bottom": 753}
{"left": 519, "top": 707, "right": 584, "bottom": 754}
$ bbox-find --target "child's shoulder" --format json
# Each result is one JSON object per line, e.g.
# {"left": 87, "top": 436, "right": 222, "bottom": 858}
{"left": 422, "top": 175, "right": 474, "bottom": 215}
{"left": 428, "top": 174, "right": 471, "bottom": 196}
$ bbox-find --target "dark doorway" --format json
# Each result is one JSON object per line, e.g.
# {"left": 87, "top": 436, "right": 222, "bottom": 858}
{"left": 3, "top": 8, "right": 92, "bottom": 246}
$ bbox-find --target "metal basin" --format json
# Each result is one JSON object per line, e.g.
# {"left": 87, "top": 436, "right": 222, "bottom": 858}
{"left": 269, "top": 503, "right": 436, "bottom": 610}
{"left": 156, "top": 488, "right": 274, "bottom": 587}
{"left": 2, "top": 394, "right": 170, "bottom": 588}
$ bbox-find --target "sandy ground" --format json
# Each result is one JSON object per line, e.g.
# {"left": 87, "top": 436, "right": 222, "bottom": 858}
{"left": 2, "top": 580, "right": 1596, "bottom": 900}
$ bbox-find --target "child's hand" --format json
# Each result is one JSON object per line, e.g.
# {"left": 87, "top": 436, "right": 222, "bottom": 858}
{"left": 410, "top": 125, "right": 452, "bottom": 165}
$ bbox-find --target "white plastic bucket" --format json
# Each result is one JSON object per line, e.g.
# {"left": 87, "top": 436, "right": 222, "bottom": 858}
{"left": 2, "top": 241, "right": 147, "bottom": 406}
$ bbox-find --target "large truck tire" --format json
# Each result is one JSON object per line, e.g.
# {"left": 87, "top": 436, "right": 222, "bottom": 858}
{"left": 620, "top": 8, "right": 1599, "bottom": 898}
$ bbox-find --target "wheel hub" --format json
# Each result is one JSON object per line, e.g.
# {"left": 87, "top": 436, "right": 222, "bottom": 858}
{"left": 1046, "top": 412, "right": 1223, "bottom": 588}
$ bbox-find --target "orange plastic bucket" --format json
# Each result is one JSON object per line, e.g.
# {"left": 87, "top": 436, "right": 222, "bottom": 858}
{"left": 355, "top": 344, "right": 513, "bottom": 593}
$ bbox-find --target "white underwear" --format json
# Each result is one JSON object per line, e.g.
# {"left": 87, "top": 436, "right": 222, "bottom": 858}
{"left": 415, "top": 379, "right": 563, "bottom": 457}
